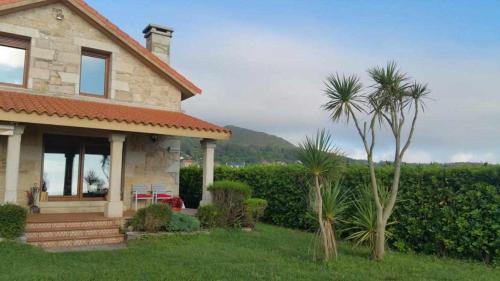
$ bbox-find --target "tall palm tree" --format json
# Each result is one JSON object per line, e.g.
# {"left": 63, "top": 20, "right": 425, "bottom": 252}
{"left": 323, "top": 62, "right": 429, "bottom": 260}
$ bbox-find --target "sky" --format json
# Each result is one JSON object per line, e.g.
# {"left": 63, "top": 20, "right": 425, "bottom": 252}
{"left": 87, "top": 0, "right": 500, "bottom": 163}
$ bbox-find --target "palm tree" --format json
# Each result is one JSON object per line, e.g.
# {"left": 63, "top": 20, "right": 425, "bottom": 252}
{"left": 316, "top": 179, "right": 349, "bottom": 259}
{"left": 344, "top": 183, "right": 395, "bottom": 254}
{"left": 297, "top": 130, "right": 342, "bottom": 261}
{"left": 323, "top": 62, "right": 429, "bottom": 260}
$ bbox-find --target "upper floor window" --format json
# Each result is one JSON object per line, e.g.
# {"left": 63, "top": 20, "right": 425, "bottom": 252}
{"left": 80, "top": 48, "right": 110, "bottom": 98}
{"left": 0, "top": 33, "right": 30, "bottom": 87}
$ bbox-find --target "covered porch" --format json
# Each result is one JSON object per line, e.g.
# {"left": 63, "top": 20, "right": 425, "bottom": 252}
{"left": 0, "top": 91, "right": 230, "bottom": 217}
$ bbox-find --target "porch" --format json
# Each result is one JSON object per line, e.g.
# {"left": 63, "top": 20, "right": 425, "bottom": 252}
{"left": 0, "top": 91, "right": 230, "bottom": 217}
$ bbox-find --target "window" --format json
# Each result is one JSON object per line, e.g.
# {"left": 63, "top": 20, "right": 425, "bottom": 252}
{"left": 79, "top": 48, "right": 110, "bottom": 97}
{"left": 0, "top": 33, "right": 30, "bottom": 87}
{"left": 42, "top": 134, "right": 110, "bottom": 200}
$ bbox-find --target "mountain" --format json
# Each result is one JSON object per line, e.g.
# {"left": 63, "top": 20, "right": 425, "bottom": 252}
{"left": 180, "top": 125, "right": 299, "bottom": 165}
{"left": 223, "top": 125, "right": 296, "bottom": 148}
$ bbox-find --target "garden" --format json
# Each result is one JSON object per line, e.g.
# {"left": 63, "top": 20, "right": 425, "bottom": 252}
{"left": 0, "top": 224, "right": 498, "bottom": 281}
{"left": 0, "top": 63, "right": 498, "bottom": 280}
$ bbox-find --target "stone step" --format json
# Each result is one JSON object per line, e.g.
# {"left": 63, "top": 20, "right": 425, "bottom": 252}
{"left": 26, "top": 213, "right": 125, "bottom": 249}
{"left": 26, "top": 226, "right": 120, "bottom": 240}
{"left": 26, "top": 219, "right": 121, "bottom": 231}
{"left": 28, "top": 234, "right": 125, "bottom": 248}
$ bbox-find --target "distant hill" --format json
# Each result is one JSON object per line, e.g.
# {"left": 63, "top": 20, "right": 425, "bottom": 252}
{"left": 180, "top": 125, "right": 299, "bottom": 165}
{"left": 224, "top": 125, "right": 296, "bottom": 148}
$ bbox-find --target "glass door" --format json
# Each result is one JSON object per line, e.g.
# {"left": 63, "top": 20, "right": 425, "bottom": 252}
{"left": 82, "top": 142, "right": 110, "bottom": 198}
{"left": 42, "top": 134, "right": 110, "bottom": 200}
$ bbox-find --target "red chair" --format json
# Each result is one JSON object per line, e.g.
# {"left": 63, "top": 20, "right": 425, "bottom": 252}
{"left": 132, "top": 184, "right": 153, "bottom": 210}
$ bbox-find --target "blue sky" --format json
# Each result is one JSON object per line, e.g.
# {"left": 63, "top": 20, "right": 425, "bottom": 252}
{"left": 87, "top": 0, "right": 500, "bottom": 163}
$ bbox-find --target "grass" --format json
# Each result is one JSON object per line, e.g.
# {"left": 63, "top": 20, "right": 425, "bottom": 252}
{"left": 0, "top": 224, "right": 497, "bottom": 281}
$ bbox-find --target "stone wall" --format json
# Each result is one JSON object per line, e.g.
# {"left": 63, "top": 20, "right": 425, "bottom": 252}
{"left": 0, "top": 2, "right": 182, "bottom": 111}
{"left": 122, "top": 134, "right": 180, "bottom": 210}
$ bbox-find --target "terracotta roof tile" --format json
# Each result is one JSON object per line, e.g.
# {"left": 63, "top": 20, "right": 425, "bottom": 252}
{"left": 0, "top": 90, "right": 230, "bottom": 134}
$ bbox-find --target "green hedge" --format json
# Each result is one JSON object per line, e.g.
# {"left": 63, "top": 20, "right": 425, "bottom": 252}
{"left": 181, "top": 165, "right": 315, "bottom": 230}
{"left": 180, "top": 164, "right": 500, "bottom": 262}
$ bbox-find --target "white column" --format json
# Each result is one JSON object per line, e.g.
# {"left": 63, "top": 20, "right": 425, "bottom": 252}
{"left": 4, "top": 125, "right": 24, "bottom": 203}
{"left": 105, "top": 134, "right": 126, "bottom": 218}
{"left": 200, "top": 139, "right": 216, "bottom": 206}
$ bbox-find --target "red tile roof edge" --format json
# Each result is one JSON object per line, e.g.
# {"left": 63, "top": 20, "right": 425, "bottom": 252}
{"left": 0, "top": 90, "right": 231, "bottom": 134}
{"left": 0, "top": 0, "right": 202, "bottom": 96}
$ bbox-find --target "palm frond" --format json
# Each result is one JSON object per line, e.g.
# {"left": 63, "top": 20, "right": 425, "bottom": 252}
{"left": 368, "top": 61, "right": 410, "bottom": 113}
{"left": 322, "top": 73, "right": 365, "bottom": 123}
{"left": 406, "top": 82, "right": 431, "bottom": 111}
{"left": 343, "top": 183, "right": 395, "bottom": 248}
{"left": 297, "top": 129, "right": 341, "bottom": 177}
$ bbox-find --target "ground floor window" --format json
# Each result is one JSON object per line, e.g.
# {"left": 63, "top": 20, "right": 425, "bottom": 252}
{"left": 42, "top": 134, "right": 110, "bottom": 200}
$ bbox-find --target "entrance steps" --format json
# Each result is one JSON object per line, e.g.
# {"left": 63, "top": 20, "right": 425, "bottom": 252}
{"left": 26, "top": 213, "right": 125, "bottom": 248}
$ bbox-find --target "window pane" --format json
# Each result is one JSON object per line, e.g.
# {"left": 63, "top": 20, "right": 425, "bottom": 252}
{"left": 43, "top": 152, "right": 79, "bottom": 196}
{"left": 82, "top": 144, "right": 110, "bottom": 198}
{"left": 0, "top": 45, "right": 25, "bottom": 85}
{"left": 80, "top": 55, "right": 106, "bottom": 96}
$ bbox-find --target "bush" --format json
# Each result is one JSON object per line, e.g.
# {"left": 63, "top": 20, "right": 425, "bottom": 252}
{"left": 244, "top": 198, "right": 268, "bottom": 228}
{"left": 181, "top": 164, "right": 500, "bottom": 263}
{"left": 209, "top": 180, "right": 252, "bottom": 227}
{"left": 129, "top": 204, "right": 172, "bottom": 232}
{"left": 0, "top": 204, "right": 27, "bottom": 239}
{"left": 197, "top": 204, "right": 221, "bottom": 228}
{"left": 209, "top": 180, "right": 252, "bottom": 198}
{"left": 181, "top": 165, "right": 315, "bottom": 230}
{"left": 165, "top": 212, "right": 200, "bottom": 232}
{"left": 180, "top": 166, "right": 203, "bottom": 208}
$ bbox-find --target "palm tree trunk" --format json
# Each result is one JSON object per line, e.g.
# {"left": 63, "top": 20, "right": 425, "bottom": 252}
{"left": 374, "top": 217, "right": 386, "bottom": 260}
{"left": 315, "top": 175, "right": 329, "bottom": 260}
{"left": 331, "top": 222, "right": 337, "bottom": 259}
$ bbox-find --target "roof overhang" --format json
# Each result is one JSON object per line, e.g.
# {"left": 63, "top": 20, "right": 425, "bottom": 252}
{"left": 0, "top": 0, "right": 202, "bottom": 100}
{"left": 0, "top": 90, "right": 231, "bottom": 140}
{"left": 0, "top": 110, "right": 230, "bottom": 139}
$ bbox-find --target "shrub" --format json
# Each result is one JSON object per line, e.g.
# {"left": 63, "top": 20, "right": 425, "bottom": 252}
{"left": 209, "top": 180, "right": 252, "bottom": 227}
{"left": 197, "top": 204, "right": 221, "bottom": 228}
{"left": 129, "top": 204, "right": 172, "bottom": 232}
{"left": 181, "top": 165, "right": 315, "bottom": 230}
{"left": 209, "top": 180, "right": 252, "bottom": 198}
{"left": 180, "top": 166, "right": 203, "bottom": 208}
{"left": 0, "top": 204, "right": 27, "bottom": 239}
{"left": 244, "top": 198, "right": 268, "bottom": 228}
{"left": 165, "top": 212, "right": 200, "bottom": 232}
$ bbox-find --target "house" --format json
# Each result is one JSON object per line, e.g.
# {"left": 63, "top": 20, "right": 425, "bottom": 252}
{"left": 180, "top": 157, "right": 196, "bottom": 168}
{"left": 0, "top": 0, "right": 230, "bottom": 219}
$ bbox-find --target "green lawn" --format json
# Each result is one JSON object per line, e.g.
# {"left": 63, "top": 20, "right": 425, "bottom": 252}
{"left": 0, "top": 224, "right": 497, "bottom": 281}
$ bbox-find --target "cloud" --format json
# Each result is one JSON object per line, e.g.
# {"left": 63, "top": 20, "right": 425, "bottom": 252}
{"left": 175, "top": 23, "right": 500, "bottom": 163}
{"left": 450, "top": 152, "right": 495, "bottom": 163}
{"left": 0, "top": 45, "right": 25, "bottom": 68}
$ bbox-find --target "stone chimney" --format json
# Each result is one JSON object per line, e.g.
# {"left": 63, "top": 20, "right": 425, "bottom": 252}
{"left": 143, "top": 24, "right": 174, "bottom": 64}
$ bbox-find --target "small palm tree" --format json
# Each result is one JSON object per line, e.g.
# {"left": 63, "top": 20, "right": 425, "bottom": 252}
{"left": 345, "top": 184, "right": 394, "bottom": 253}
{"left": 297, "top": 130, "right": 343, "bottom": 261}
{"left": 315, "top": 179, "right": 349, "bottom": 259}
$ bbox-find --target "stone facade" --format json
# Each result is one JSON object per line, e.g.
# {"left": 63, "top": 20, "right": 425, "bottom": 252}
{"left": 122, "top": 134, "right": 180, "bottom": 210}
{"left": 0, "top": 2, "right": 182, "bottom": 111}
{"left": 0, "top": 124, "right": 180, "bottom": 211}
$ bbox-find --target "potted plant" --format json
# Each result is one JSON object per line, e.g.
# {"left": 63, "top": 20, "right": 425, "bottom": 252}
{"left": 26, "top": 183, "right": 41, "bottom": 214}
